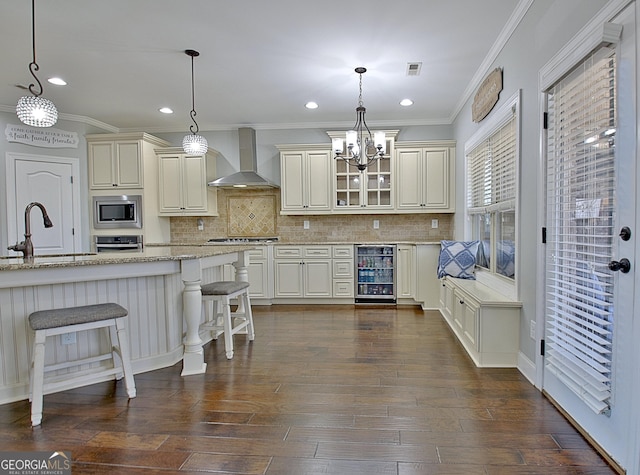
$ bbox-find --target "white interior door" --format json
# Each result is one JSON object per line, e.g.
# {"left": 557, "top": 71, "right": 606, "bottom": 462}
{"left": 6, "top": 153, "right": 80, "bottom": 255}
{"left": 542, "top": 5, "right": 637, "bottom": 471}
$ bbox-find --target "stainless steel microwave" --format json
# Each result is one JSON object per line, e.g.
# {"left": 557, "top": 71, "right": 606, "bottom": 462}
{"left": 93, "top": 195, "right": 142, "bottom": 229}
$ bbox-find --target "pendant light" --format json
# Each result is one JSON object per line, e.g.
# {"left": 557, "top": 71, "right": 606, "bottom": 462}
{"left": 182, "top": 49, "right": 208, "bottom": 155}
{"left": 332, "top": 67, "right": 385, "bottom": 171}
{"left": 16, "top": 0, "right": 58, "bottom": 128}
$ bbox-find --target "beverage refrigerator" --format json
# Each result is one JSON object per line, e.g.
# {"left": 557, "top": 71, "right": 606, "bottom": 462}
{"left": 354, "top": 244, "right": 396, "bottom": 304}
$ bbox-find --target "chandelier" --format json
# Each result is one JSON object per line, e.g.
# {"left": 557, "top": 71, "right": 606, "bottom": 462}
{"left": 332, "top": 67, "right": 386, "bottom": 171}
{"left": 182, "top": 49, "right": 208, "bottom": 155}
{"left": 16, "top": 0, "right": 58, "bottom": 128}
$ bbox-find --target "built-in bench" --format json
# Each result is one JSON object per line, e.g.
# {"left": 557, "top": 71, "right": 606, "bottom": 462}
{"left": 439, "top": 276, "right": 522, "bottom": 367}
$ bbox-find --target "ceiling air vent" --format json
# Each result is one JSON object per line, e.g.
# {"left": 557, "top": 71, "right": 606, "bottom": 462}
{"left": 406, "top": 62, "right": 422, "bottom": 76}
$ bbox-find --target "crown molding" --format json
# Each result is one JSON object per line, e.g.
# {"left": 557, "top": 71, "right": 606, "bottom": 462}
{"left": 0, "top": 104, "right": 119, "bottom": 133}
{"left": 450, "top": 0, "right": 534, "bottom": 123}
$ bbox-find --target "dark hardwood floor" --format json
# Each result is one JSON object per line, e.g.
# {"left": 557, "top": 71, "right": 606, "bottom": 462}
{"left": 0, "top": 305, "right": 617, "bottom": 474}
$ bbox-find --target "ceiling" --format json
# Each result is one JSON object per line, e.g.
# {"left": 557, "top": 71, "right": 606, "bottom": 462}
{"left": 0, "top": 0, "right": 524, "bottom": 133}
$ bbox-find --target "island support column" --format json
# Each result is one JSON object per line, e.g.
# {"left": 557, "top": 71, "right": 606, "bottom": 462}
{"left": 180, "top": 258, "right": 206, "bottom": 376}
{"left": 179, "top": 250, "right": 250, "bottom": 376}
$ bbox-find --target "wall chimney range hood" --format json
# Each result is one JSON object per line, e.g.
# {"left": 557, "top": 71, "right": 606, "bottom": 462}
{"left": 208, "top": 127, "right": 278, "bottom": 188}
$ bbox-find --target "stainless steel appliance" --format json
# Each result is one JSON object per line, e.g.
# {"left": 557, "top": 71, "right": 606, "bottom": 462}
{"left": 355, "top": 244, "right": 396, "bottom": 304}
{"left": 93, "top": 195, "right": 142, "bottom": 229}
{"left": 95, "top": 235, "right": 143, "bottom": 253}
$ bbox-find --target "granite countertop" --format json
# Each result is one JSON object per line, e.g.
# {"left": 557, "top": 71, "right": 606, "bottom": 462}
{"left": 160, "top": 241, "right": 442, "bottom": 246}
{"left": 0, "top": 245, "right": 255, "bottom": 271}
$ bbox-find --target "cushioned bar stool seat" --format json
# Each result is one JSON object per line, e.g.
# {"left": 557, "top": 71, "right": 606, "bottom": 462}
{"left": 200, "top": 280, "right": 255, "bottom": 359}
{"left": 28, "top": 302, "right": 136, "bottom": 426}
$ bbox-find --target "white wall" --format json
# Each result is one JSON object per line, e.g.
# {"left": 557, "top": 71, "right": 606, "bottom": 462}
{"left": 0, "top": 110, "right": 110, "bottom": 253}
{"left": 452, "top": 0, "right": 609, "bottom": 365}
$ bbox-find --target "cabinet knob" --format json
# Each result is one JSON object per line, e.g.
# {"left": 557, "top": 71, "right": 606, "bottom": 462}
{"left": 459, "top": 299, "right": 464, "bottom": 305}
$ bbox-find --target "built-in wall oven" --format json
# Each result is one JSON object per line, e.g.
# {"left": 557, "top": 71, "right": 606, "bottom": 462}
{"left": 95, "top": 235, "right": 143, "bottom": 253}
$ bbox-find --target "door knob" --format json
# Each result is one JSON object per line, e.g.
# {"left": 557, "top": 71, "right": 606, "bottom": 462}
{"left": 608, "top": 258, "right": 631, "bottom": 273}
{"left": 619, "top": 226, "right": 631, "bottom": 241}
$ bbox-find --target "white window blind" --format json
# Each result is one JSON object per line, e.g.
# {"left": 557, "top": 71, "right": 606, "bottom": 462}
{"left": 467, "top": 114, "right": 516, "bottom": 214}
{"left": 545, "top": 47, "right": 616, "bottom": 415}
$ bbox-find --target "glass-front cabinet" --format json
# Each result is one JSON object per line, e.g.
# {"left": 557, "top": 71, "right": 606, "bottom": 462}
{"left": 328, "top": 130, "right": 398, "bottom": 211}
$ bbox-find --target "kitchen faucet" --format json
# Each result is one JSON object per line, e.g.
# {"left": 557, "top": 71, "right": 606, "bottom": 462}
{"left": 7, "top": 202, "right": 53, "bottom": 261}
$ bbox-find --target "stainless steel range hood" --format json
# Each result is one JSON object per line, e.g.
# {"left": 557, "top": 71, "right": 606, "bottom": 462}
{"left": 208, "top": 127, "right": 278, "bottom": 188}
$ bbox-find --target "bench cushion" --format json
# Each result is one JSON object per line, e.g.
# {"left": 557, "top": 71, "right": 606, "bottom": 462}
{"left": 201, "top": 280, "right": 250, "bottom": 296}
{"left": 29, "top": 303, "right": 128, "bottom": 330}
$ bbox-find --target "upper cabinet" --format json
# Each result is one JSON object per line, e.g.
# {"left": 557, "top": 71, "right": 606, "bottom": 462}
{"left": 276, "top": 135, "right": 454, "bottom": 215}
{"left": 87, "top": 133, "right": 171, "bottom": 189}
{"left": 329, "top": 130, "right": 397, "bottom": 212}
{"left": 395, "top": 141, "right": 456, "bottom": 213}
{"left": 156, "top": 147, "right": 218, "bottom": 216}
{"left": 278, "top": 145, "right": 332, "bottom": 214}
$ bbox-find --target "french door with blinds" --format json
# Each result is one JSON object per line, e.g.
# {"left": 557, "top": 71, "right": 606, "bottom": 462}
{"left": 542, "top": 5, "right": 636, "bottom": 471}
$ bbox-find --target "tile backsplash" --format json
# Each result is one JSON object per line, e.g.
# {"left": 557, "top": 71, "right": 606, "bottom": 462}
{"left": 170, "top": 188, "right": 453, "bottom": 243}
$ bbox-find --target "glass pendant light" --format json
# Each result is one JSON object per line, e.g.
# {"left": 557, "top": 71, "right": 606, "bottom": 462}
{"left": 16, "top": 0, "right": 58, "bottom": 127}
{"left": 182, "top": 49, "right": 208, "bottom": 155}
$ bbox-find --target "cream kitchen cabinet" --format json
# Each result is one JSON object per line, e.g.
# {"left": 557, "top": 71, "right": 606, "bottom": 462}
{"left": 395, "top": 141, "right": 456, "bottom": 212}
{"left": 87, "top": 133, "right": 170, "bottom": 189}
{"left": 277, "top": 145, "right": 332, "bottom": 214}
{"left": 223, "top": 246, "right": 273, "bottom": 300}
{"left": 396, "top": 244, "right": 416, "bottom": 301}
{"left": 416, "top": 244, "right": 441, "bottom": 310}
{"left": 87, "top": 133, "right": 172, "bottom": 244}
{"left": 327, "top": 130, "right": 398, "bottom": 213}
{"left": 156, "top": 147, "right": 218, "bottom": 216}
{"left": 332, "top": 245, "right": 354, "bottom": 297}
{"left": 274, "top": 245, "right": 333, "bottom": 298}
{"left": 439, "top": 276, "right": 521, "bottom": 367}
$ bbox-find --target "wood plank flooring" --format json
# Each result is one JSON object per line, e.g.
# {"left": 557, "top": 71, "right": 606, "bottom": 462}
{"left": 0, "top": 305, "right": 617, "bottom": 474}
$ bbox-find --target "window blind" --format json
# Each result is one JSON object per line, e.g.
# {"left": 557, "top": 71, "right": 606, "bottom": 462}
{"left": 467, "top": 114, "right": 516, "bottom": 214}
{"left": 545, "top": 47, "right": 616, "bottom": 415}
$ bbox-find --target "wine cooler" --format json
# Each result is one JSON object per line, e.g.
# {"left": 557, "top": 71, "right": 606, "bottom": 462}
{"left": 355, "top": 244, "right": 396, "bottom": 304}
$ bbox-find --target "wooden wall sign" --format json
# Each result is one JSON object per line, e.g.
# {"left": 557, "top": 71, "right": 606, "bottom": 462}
{"left": 472, "top": 68, "right": 503, "bottom": 122}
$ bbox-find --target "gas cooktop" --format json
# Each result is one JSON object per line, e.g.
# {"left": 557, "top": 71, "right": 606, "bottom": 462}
{"left": 207, "top": 237, "right": 279, "bottom": 243}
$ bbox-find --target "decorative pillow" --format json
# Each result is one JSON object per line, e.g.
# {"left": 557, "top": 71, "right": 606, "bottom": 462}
{"left": 495, "top": 240, "right": 515, "bottom": 278}
{"left": 437, "top": 240, "right": 479, "bottom": 279}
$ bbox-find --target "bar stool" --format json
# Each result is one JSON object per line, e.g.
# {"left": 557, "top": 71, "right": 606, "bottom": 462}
{"left": 200, "top": 281, "right": 255, "bottom": 359}
{"left": 28, "top": 302, "right": 136, "bottom": 426}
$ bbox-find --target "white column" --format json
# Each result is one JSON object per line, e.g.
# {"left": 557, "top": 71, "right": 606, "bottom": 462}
{"left": 180, "top": 258, "right": 206, "bottom": 376}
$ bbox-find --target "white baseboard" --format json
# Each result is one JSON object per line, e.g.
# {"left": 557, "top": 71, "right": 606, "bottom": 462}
{"left": 517, "top": 351, "right": 536, "bottom": 385}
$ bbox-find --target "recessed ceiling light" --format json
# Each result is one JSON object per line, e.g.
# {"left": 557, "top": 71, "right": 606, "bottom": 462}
{"left": 305, "top": 101, "right": 318, "bottom": 109}
{"left": 48, "top": 77, "right": 66, "bottom": 86}
{"left": 400, "top": 99, "right": 413, "bottom": 107}
{"left": 159, "top": 107, "right": 173, "bottom": 114}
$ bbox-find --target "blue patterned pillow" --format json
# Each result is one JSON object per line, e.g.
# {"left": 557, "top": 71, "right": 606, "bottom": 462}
{"left": 496, "top": 240, "right": 515, "bottom": 277}
{"left": 437, "top": 240, "right": 479, "bottom": 279}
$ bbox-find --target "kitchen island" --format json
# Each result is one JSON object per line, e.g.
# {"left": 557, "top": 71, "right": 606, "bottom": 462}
{"left": 0, "top": 245, "right": 253, "bottom": 404}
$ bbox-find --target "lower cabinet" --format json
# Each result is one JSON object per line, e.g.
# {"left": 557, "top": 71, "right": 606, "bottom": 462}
{"left": 332, "top": 245, "right": 354, "bottom": 297}
{"left": 439, "top": 276, "right": 521, "bottom": 367}
{"left": 274, "top": 245, "right": 354, "bottom": 299}
{"left": 396, "top": 244, "right": 415, "bottom": 301}
{"left": 274, "top": 246, "right": 332, "bottom": 298}
{"left": 223, "top": 246, "right": 273, "bottom": 299}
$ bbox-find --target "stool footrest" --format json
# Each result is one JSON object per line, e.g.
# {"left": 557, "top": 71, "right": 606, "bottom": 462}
{"left": 44, "top": 353, "right": 114, "bottom": 373}
{"left": 38, "top": 366, "right": 125, "bottom": 396}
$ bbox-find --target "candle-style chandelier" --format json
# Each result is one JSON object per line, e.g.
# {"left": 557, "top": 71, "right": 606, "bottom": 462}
{"left": 332, "top": 67, "right": 386, "bottom": 171}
